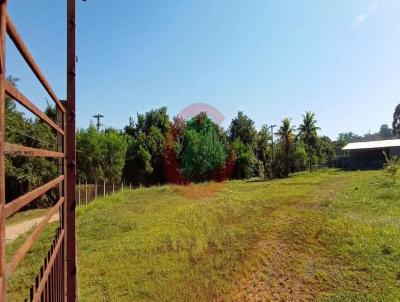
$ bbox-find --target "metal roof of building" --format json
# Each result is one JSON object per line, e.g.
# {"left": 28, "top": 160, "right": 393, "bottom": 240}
{"left": 342, "top": 139, "right": 400, "bottom": 151}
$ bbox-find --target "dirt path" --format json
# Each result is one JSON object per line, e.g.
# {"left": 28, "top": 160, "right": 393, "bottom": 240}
{"left": 6, "top": 214, "right": 59, "bottom": 244}
{"left": 227, "top": 178, "right": 345, "bottom": 301}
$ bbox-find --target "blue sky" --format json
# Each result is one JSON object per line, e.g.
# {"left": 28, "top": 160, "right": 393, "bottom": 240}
{"left": 6, "top": 0, "right": 400, "bottom": 139}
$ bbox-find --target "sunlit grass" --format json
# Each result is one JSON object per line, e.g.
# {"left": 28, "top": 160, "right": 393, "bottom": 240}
{"left": 6, "top": 170, "right": 400, "bottom": 301}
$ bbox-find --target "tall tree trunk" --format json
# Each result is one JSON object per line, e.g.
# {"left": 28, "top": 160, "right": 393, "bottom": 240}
{"left": 285, "top": 144, "right": 290, "bottom": 177}
{"left": 263, "top": 152, "right": 268, "bottom": 179}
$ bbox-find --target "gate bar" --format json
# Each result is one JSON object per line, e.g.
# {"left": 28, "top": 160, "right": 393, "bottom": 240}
{"left": 4, "top": 80, "right": 64, "bottom": 135}
{"left": 4, "top": 142, "right": 64, "bottom": 158}
{"left": 6, "top": 197, "right": 64, "bottom": 278}
{"left": 32, "top": 230, "right": 64, "bottom": 302}
{"left": 5, "top": 175, "right": 64, "bottom": 218}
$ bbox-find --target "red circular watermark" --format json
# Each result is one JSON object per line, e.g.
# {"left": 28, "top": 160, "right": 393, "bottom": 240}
{"left": 163, "top": 103, "right": 235, "bottom": 185}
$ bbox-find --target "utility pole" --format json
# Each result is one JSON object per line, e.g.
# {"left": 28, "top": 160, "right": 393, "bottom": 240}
{"left": 92, "top": 113, "right": 104, "bottom": 132}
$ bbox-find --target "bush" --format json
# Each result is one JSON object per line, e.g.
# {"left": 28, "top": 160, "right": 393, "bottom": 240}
{"left": 383, "top": 152, "right": 400, "bottom": 184}
{"left": 231, "top": 139, "right": 255, "bottom": 179}
{"left": 180, "top": 113, "right": 228, "bottom": 182}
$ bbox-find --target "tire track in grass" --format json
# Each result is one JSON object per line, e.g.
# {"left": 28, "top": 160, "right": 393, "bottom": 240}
{"left": 226, "top": 175, "right": 348, "bottom": 302}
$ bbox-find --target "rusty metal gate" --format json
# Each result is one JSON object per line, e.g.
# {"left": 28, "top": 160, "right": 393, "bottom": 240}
{"left": 0, "top": 1, "right": 77, "bottom": 301}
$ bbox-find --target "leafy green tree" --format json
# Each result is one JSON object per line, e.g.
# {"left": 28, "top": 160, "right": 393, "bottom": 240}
{"left": 125, "top": 134, "right": 153, "bottom": 177}
{"left": 335, "top": 132, "right": 362, "bottom": 156}
{"left": 228, "top": 111, "right": 257, "bottom": 177}
{"left": 229, "top": 111, "right": 257, "bottom": 148}
{"left": 393, "top": 104, "right": 400, "bottom": 138}
{"left": 271, "top": 142, "right": 287, "bottom": 178}
{"left": 5, "top": 77, "right": 58, "bottom": 207}
{"left": 123, "top": 107, "right": 171, "bottom": 185}
{"left": 336, "top": 132, "right": 361, "bottom": 145}
{"left": 290, "top": 142, "right": 307, "bottom": 172}
{"left": 231, "top": 139, "right": 255, "bottom": 179}
{"left": 277, "top": 118, "right": 295, "bottom": 177}
{"left": 316, "top": 136, "right": 336, "bottom": 168}
{"left": 101, "top": 128, "right": 128, "bottom": 182}
{"left": 299, "top": 111, "right": 320, "bottom": 172}
{"left": 76, "top": 124, "right": 104, "bottom": 181}
{"left": 362, "top": 124, "right": 393, "bottom": 141}
{"left": 378, "top": 124, "right": 393, "bottom": 140}
{"left": 180, "top": 113, "right": 227, "bottom": 182}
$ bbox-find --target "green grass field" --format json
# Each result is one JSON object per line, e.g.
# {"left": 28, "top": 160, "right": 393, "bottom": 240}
{"left": 6, "top": 170, "right": 400, "bottom": 301}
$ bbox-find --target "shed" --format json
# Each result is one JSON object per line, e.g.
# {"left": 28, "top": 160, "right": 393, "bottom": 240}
{"left": 342, "top": 139, "right": 400, "bottom": 169}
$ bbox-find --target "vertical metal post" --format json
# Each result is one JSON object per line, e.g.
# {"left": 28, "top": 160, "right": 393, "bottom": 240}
{"left": 57, "top": 103, "right": 64, "bottom": 224}
{"left": 66, "top": 0, "right": 77, "bottom": 300}
{"left": 103, "top": 179, "right": 105, "bottom": 197}
{"left": 85, "top": 179, "right": 88, "bottom": 205}
{"left": 0, "top": 1, "right": 7, "bottom": 300}
{"left": 95, "top": 179, "right": 97, "bottom": 200}
{"left": 112, "top": 182, "right": 115, "bottom": 194}
{"left": 130, "top": 182, "right": 131, "bottom": 190}
{"left": 61, "top": 100, "right": 68, "bottom": 301}
{"left": 122, "top": 181, "right": 124, "bottom": 191}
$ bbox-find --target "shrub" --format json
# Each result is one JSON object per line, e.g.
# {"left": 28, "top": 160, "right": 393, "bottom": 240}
{"left": 383, "top": 151, "right": 400, "bottom": 184}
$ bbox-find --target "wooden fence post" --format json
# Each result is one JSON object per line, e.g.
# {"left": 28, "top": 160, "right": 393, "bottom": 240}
{"left": 130, "top": 182, "right": 131, "bottom": 190}
{"left": 78, "top": 179, "right": 81, "bottom": 207}
{"left": 95, "top": 179, "right": 97, "bottom": 200}
{"left": 122, "top": 181, "right": 124, "bottom": 191}
{"left": 103, "top": 179, "right": 106, "bottom": 197}
{"left": 112, "top": 182, "right": 115, "bottom": 194}
{"left": 85, "top": 179, "right": 88, "bottom": 205}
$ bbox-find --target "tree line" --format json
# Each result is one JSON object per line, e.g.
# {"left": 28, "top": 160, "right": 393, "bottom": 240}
{"left": 76, "top": 106, "right": 397, "bottom": 185}
{"left": 5, "top": 77, "right": 400, "bottom": 207}
{"left": 5, "top": 77, "right": 58, "bottom": 207}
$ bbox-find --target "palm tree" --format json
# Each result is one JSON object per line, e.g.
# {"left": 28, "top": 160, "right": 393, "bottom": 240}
{"left": 277, "top": 118, "right": 295, "bottom": 177}
{"left": 299, "top": 111, "right": 320, "bottom": 172}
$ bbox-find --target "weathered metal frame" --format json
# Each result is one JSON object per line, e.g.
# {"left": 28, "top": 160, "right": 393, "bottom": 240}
{"left": 0, "top": 1, "right": 76, "bottom": 301}
{"left": 66, "top": 0, "right": 77, "bottom": 300}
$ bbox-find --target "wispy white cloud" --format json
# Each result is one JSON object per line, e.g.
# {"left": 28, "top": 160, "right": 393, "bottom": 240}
{"left": 351, "top": 4, "right": 378, "bottom": 28}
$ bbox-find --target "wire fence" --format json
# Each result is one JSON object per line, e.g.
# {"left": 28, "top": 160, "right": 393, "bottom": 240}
{"left": 75, "top": 180, "right": 134, "bottom": 207}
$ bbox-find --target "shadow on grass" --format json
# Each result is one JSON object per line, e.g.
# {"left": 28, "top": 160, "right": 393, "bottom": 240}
{"left": 244, "top": 178, "right": 270, "bottom": 183}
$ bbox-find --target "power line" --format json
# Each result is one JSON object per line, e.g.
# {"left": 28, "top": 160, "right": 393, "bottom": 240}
{"left": 6, "top": 124, "right": 86, "bottom": 154}
{"left": 6, "top": 125, "right": 57, "bottom": 149}
{"left": 5, "top": 114, "right": 57, "bottom": 146}
{"left": 5, "top": 116, "right": 88, "bottom": 153}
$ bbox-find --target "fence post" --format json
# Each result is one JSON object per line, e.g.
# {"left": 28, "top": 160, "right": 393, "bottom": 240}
{"left": 85, "top": 179, "right": 88, "bottom": 205}
{"left": 66, "top": 0, "right": 77, "bottom": 299}
{"left": 130, "top": 182, "right": 131, "bottom": 190}
{"left": 78, "top": 179, "right": 81, "bottom": 207}
{"left": 95, "top": 179, "right": 97, "bottom": 199}
{"left": 103, "top": 179, "right": 106, "bottom": 197}
{"left": 113, "top": 181, "right": 115, "bottom": 194}
{"left": 122, "top": 181, "right": 124, "bottom": 191}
